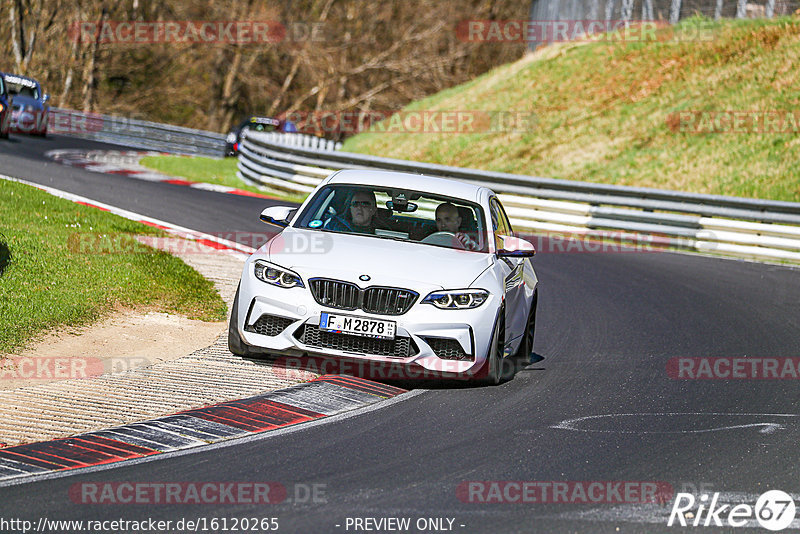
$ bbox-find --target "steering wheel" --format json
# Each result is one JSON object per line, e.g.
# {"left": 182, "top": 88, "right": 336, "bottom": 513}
{"left": 420, "top": 231, "right": 465, "bottom": 249}
{"left": 325, "top": 213, "right": 353, "bottom": 231}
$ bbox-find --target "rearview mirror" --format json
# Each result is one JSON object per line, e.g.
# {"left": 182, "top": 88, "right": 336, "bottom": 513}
{"left": 386, "top": 200, "right": 418, "bottom": 213}
{"left": 496, "top": 235, "right": 536, "bottom": 257}
{"left": 42, "top": 93, "right": 50, "bottom": 104}
{"left": 260, "top": 206, "right": 296, "bottom": 228}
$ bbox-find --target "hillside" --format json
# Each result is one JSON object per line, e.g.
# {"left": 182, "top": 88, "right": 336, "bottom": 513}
{"left": 343, "top": 17, "right": 800, "bottom": 202}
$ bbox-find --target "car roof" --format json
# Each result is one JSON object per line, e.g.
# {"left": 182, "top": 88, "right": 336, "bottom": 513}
{"left": 247, "top": 116, "right": 280, "bottom": 124}
{"left": 2, "top": 73, "right": 39, "bottom": 88}
{"left": 325, "top": 169, "right": 491, "bottom": 203}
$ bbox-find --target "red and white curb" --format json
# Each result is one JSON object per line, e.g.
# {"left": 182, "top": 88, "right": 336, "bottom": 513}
{"left": 0, "top": 174, "right": 255, "bottom": 259}
{"left": 46, "top": 149, "right": 275, "bottom": 199}
{"left": 0, "top": 376, "right": 406, "bottom": 483}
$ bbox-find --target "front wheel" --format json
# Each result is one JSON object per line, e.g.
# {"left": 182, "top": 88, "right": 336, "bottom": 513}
{"left": 228, "top": 285, "right": 255, "bottom": 357}
{"left": 478, "top": 309, "right": 505, "bottom": 385}
{"left": 514, "top": 291, "right": 537, "bottom": 363}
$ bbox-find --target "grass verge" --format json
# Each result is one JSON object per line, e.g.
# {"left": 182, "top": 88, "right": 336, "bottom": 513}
{"left": 138, "top": 155, "right": 307, "bottom": 203}
{"left": 0, "top": 179, "right": 227, "bottom": 354}
{"left": 343, "top": 16, "right": 800, "bottom": 202}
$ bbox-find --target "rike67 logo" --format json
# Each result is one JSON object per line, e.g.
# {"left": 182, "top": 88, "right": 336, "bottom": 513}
{"left": 668, "top": 490, "right": 796, "bottom": 531}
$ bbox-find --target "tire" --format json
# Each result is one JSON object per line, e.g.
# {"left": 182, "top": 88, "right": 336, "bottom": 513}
{"left": 478, "top": 308, "right": 505, "bottom": 385}
{"left": 227, "top": 285, "right": 254, "bottom": 357}
{"left": 513, "top": 291, "right": 537, "bottom": 363}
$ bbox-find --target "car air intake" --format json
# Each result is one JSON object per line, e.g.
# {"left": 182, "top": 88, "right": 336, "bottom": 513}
{"left": 425, "top": 337, "right": 473, "bottom": 361}
{"left": 294, "top": 324, "right": 416, "bottom": 358}
{"left": 309, "top": 278, "right": 418, "bottom": 316}
{"left": 245, "top": 314, "right": 295, "bottom": 337}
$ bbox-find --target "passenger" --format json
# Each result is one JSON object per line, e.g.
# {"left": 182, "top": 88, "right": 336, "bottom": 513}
{"left": 434, "top": 203, "right": 478, "bottom": 250}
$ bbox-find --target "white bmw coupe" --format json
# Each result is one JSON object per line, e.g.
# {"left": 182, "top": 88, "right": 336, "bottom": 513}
{"left": 229, "top": 169, "right": 538, "bottom": 384}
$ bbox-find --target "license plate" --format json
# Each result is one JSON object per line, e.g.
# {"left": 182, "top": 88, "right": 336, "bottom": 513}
{"left": 319, "top": 312, "right": 396, "bottom": 340}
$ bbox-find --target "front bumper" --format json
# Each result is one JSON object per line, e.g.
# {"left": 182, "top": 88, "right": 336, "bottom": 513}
{"left": 236, "top": 268, "right": 499, "bottom": 377}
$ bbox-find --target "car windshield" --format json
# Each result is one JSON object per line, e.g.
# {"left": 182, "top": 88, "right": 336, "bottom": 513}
{"left": 295, "top": 183, "right": 488, "bottom": 253}
{"left": 6, "top": 81, "right": 39, "bottom": 100}
{"left": 241, "top": 118, "right": 278, "bottom": 133}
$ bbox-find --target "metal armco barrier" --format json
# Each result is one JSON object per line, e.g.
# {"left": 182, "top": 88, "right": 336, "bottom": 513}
{"left": 239, "top": 130, "right": 800, "bottom": 263}
{"left": 50, "top": 108, "right": 226, "bottom": 157}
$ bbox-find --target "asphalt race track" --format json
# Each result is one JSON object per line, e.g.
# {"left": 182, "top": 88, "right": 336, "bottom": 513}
{"left": 1, "top": 134, "right": 799, "bottom": 533}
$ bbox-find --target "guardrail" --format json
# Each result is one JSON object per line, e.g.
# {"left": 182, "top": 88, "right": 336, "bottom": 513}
{"left": 239, "top": 130, "right": 800, "bottom": 263}
{"left": 50, "top": 108, "right": 226, "bottom": 157}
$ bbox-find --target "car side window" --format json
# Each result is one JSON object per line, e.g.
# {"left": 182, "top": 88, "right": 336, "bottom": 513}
{"left": 489, "top": 198, "right": 510, "bottom": 250}
{"left": 495, "top": 199, "right": 514, "bottom": 234}
{"left": 489, "top": 203, "right": 499, "bottom": 232}
{"left": 490, "top": 198, "right": 511, "bottom": 234}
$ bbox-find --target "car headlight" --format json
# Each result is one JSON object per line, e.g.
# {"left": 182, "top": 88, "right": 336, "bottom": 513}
{"left": 253, "top": 260, "right": 304, "bottom": 289}
{"left": 422, "top": 289, "right": 489, "bottom": 309}
{"left": 226, "top": 132, "right": 237, "bottom": 143}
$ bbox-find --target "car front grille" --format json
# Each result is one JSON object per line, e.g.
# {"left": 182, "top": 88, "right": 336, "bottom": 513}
{"left": 295, "top": 324, "right": 415, "bottom": 358}
{"left": 425, "top": 337, "right": 473, "bottom": 361}
{"left": 309, "top": 278, "right": 418, "bottom": 316}
{"left": 310, "top": 279, "right": 360, "bottom": 310}
{"left": 245, "top": 314, "right": 295, "bottom": 337}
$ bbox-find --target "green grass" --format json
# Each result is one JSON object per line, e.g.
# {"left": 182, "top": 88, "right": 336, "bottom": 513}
{"left": 343, "top": 17, "right": 800, "bottom": 202}
{"left": 0, "top": 180, "right": 227, "bottom": 354}
{"left": 139, "top": 155, "right": 307, "bottom": 203}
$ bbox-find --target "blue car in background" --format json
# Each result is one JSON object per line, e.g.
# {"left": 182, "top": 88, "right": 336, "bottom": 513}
{"left": 225, "top": 115, "right": 297, "bottom": 157}
{"left": 0, "top": 73, "right": 11, "bottom": 139}
{"left": 2, "top": 73, "right": 49, "bottom": 137}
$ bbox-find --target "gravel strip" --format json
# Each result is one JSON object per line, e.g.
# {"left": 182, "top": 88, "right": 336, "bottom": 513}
{"left": 0, "top": 237, "right": 318, "bottom": 447}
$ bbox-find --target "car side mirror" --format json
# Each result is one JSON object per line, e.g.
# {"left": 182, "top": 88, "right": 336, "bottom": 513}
{"left": 260, "top": 206, "right": 296, "bottom": 227}
{"left": 42, "top": 93, "right": 50, "bottom": 104}
{"left": 496, "top": 235, "right": 536, "bottom": 257}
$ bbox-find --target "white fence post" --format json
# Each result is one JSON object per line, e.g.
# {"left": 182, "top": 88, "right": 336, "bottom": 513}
{"left": 714, "top": 0, "right": 724, "bottom": 19}
{"left": 604, "top": 0, "right": 615, "bottom": 21}
{"left": 621, "top": 0, "right": 634, "bottom": 23}
{"left": 669, "top": 0, "right": 682, "bottom": 24}
{"left": 736, "top": 0, "right": 747, "bottom": 18}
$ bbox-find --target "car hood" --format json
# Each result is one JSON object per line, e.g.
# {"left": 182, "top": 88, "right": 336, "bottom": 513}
{"left": 266, "top": 227, "right": 493, "bottom": 292}
{"left": 10, "top": 95, "right": 44, "bottom": 109}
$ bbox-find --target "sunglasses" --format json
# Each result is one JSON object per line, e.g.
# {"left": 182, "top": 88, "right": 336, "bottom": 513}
{"left": 351, "top": 200, "right": 374, "bottom": 208}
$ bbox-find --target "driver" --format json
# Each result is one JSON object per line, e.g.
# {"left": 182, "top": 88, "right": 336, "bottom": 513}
{"left": 434, "top": 203, "right": 478, "bottom": 250}
{"left": 349, "top": 190, "right": 378, "bottom": 233}
{"left": 326, "top": 189, "right": 380, "bottom": 234}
